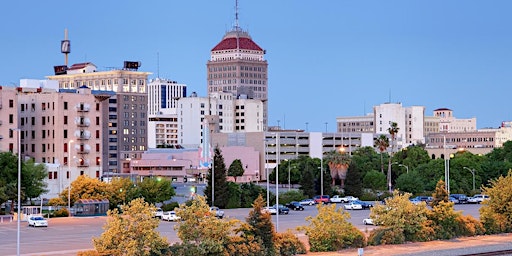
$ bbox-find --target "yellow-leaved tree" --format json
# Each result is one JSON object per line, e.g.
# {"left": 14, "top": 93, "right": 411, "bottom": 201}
{"left": 91, "top": 198, "right": 169, "bottom": 256}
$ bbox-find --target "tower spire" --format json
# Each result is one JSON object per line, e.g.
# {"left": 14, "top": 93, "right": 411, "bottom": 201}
{"left": 235, "top": 0, "right": 239, "bottom": 29}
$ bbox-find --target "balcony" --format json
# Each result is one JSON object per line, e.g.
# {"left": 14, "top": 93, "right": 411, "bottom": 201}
{"left": 75, "top": 130, "right": 91, "bottom": 140}
{"left": 76, "top": 103, "right": 90, "bottom": 112}
{"left": 76, "top": 144, "right": 91, "bottom": 154}
{"left": 76, "top": 117, "right": 91, "bottom": 127}
{"left": 76, "top": 158, "right": 90, "bottom": 167}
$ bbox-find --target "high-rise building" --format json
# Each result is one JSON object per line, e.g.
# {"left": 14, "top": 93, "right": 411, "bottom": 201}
{"left": 147, "top": 78, "right": 186, "bottom": 148}
{"left": 207, "top": 7, "right": 268, "bottom": 130}
{"left": 47, "top": 62, "right": 151, "bottom": 176}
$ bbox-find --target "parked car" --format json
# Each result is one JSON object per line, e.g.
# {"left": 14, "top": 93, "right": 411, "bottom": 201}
{"left": 153, "top": 207, "right": 164, "bottom": 219}
{"left": 28, "top": 216, "right": 48, "bottom": 227}
{"left": 410, "top": 198, "right": 422, "bottom": 205}
{"left": 313, "top": 195, "right": 330, "bottom": 204}
{"left": 363, "top": 218, "right": 374, "bottom": 225}
{"left": 354, "top": 200, "right": 373, "bottom": 209}
{"left": 343, "top": 201, "right": 363, "bottom": 210}
{"left": 413, "top": 196, "right": 432, "bottom": 202}
{"left": 468, "top": 194, "right": 489, "bottom": 204}
{"left": 210, "top": 207, "right": 225, "bottom": 219}
{"left": 285, "top": 201, "right": 304, "bottom": 211}
{"left": 161, "top": 211, "right": 181, "bottom": 222}
{"left": 299, "top": 198, "right": 315, "bottom": 206}
{"left": 340, "top": 196, "right": 359, "bottom": 203}
{"left": 449, "top": 196, "right": 459, "bottom": 204}
{"left": 450, "top": 194, "right": 468, "bottom": 204}
{"left": 262, "top": 206, "right": 277, "bottom": 215}
{"left": 274, "top": 204, "right": 290, "bottom": 214}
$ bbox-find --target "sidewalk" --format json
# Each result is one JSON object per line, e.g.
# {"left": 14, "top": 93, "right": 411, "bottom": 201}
{"left": 307, "top": 233, "right": 512, "bottom": 255}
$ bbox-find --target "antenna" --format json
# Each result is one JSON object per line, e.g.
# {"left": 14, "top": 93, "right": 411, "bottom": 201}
{"left": 235, "top": 0, "right": 239, "bottom": 29}
{"left": 157, "top": 52, "right": 160, "bottom": 78}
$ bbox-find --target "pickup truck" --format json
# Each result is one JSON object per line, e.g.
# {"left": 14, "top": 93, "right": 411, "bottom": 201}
{"left": 153, "top": 207, "right": 164, "bottom": 219}
{"left": 330, "top": 195, "right": 359, "bottom": 203}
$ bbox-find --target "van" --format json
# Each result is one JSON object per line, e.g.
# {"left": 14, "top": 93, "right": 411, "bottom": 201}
{"left": 313, "top": 195, "right": 330, "bottom": 204}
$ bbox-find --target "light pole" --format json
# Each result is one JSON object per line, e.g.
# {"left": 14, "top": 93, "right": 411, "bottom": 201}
{"left": 68, "top": 140, "right": 74, "bottom": 216}
{"left": 320, "top": 144, "right": 324, "bottom": 197}
{"left": 463, "top": 167, "right": 476, "bottom": 191}
{"left": 399, "top": 164, "right": 409, "bottom": 174}
{"left": 276, "top": 133, "right": 280, "bottom": 231}
{"left": 11, "top": 128, "right": 21, "bottom": 256}
{"left": 264, "top": 138, "right": 269, "bottom": 208}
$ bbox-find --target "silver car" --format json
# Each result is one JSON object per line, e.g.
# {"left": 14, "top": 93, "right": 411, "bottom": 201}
{"left": 28, "top": 216, "right": 48, "bottom": 227}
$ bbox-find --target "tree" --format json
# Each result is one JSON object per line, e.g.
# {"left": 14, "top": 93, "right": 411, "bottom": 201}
{"left": 228, "top": 159, "right": 245, "bottom": 183}
{"left": 374, "top": 135, "right": 390, "bottom": 173}
{"left": 204, "top": 146, "right": 229, "bottom": 208}
{"left": 92, "top": 198, "right": 169, "bottom": 255}
{"left": 60, "top": 175, "right": 108, "bottom": 208}
{"left": 387, "top": 122, "right": 400, "bottom": 192}
{"left": 370, "top": 190, "right": 428, "bottom": 243}
{"left": 107, "top": 177, "right": 138, "bottom": 209}
{"left": 137, "top": 176, "right": 175, "bottom": 205}
{"left": 363, "top": 170, "right": 386, "bottom": 191}
{"left": 480, "top": 170, "right": 512, "bottom": 234}
{"left": 351, "top": 146, "right": 382, "bottom": 179}
{"left": 299, "top": 168, "right": 315, "bottom": 198}
{"left": 174, "top": 195, "right": 240, "bottom": 254}
{"left": 0, "top": 152, "right": 48, "bottom": 213}
{"left": 324, "top": 149, "right": 351, "bottom": 187}
{"left": 245, "top": 195, "right": 275, "bottom": 255}
{"left": 395, "top": 171, "right": 425, "bottom": 195}
{"left": 344, "top": 162, "right": 363, "bottom": 198}
{"left": 298, "top": 204, "right": 365, "bottom": 252}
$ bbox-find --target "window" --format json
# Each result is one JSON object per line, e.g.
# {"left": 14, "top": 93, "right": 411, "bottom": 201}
{"left": 64, "top": 102, "right": 68, "bottom": 110}
{"left": 64, "top": 116, "right": 68, "bottom": 125}
{"left": 9, "top": 114, "right": 13, "bottom": 124}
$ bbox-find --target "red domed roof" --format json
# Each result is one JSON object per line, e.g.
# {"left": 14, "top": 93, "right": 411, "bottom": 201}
{"left": 211, "top": 30, "right": 263, "bottom": 51}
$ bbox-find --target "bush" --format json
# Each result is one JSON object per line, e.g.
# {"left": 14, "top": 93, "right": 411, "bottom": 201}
{"left": 161, "top": 202, "right": 179, "bottom": 211}
{"left": 274, "top": 231, "right": 307, "bottom": 255}
{"left": 76, "top": 250, "right": 100, "bottom": 256}
{"left": 52, "top": 208, "right": 69, "bottom": 217}
{"left": 279, "top": 190, "right": 306, "bottom": 204}
{"left": 298, "top": 204, "right": 366, "bottom": 252}
{"left": 455, "top": 215, "right": 485, "bottom": 237}
{"left": 168, "top": 242, "right": 205, "bottom": 256}
{"left": 480, "top": 171, "right": 512, "bottom": 234}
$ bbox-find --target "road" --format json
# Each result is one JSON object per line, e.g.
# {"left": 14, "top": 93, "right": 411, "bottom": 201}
{"left": 0, "top": 203, "right": 481, "bottom": 256}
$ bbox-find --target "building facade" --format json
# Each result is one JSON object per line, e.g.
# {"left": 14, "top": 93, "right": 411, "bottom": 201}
{"left": 47, "top": 62, "right": 151, "bottom": 176}
{"left": 207, "top": 26, "right": 268, "bottom": 129}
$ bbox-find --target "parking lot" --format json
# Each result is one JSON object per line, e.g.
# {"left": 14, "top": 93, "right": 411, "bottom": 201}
{"left": 0, "top": 202, "right": 482, "bottom": 256}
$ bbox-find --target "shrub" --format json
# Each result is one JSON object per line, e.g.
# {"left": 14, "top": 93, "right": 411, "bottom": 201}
{"left": 298, "top": 204, "right": 366, "bottom": 252}
{"left": 161, "top": 202, "right": 179, "bottom": 211}
{"left": 52, "top": 208, "right": 69, "bottom": 217}
{"left": 279, "top": 190, "right": 306, "bottom": 204}
{"left": 76, "top": 250, "right": 100, "bottom": 256}
{"left": 480, "top": 171, "right": 512, "bottom": 234}
{"left": 225, "top": 234, "right": 265, "bottom": 256}
{"left": 274, "top": 231, "right": 307, "bottom": 255}
{"left": 368, "top": 227, "right": 405, "bottom": 245}
{"left": 455, "top": 215, "right": 485, "bottom": 237}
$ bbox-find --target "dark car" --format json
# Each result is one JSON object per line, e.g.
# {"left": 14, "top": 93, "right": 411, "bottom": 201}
{"left": 450, "top": 194, "right": 468, "bottom": 204}
{"left": 354, "top": 200, "right": 373, "bottom": 209}
{"left": 285, "top": 201, "right": 304, "bottom": 211}
{"left": 274, "top": 204, "right": 290, "bottom": 214}
{"left": 413, "top": 196, "right": 432, "bottom": 202}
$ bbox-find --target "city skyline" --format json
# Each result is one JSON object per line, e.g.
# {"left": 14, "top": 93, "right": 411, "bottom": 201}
{"left": 1, "top": 1, "right": 511, "bottom": 131}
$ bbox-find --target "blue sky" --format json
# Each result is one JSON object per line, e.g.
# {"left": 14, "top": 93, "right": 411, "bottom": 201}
{"left": 1, "top": 1, "right": 511, "bottom": 132}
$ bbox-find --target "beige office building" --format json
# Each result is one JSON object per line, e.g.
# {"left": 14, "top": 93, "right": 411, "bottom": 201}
{"left": 47, "top": 62, "right": 151, "bottom": 176}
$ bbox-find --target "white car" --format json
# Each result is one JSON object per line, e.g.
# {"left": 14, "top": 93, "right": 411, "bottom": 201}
{"left": 153, "top": 208, "right": 164, "bottom": 219}
{"left": 28, "top": 216, "right": 48, "bottom": 227}
{"left": 161, "top": 211, "right": 181, "bottom": 222}
{"left": 262, "top": 206, "right": 277, "bottom": 215}
{"left": 468, "top": 194, "right": 489, "bottom": 204}
{"left": 363, "top": 218, "right": 374, "bottom": 225}
{"left": 210, "top": 207, "right": 225, "bottom": 219}
{"left": 343, "top": 201, "right": 363, "bottom": 210}
{"left": 299, "top": 199, "right": 315, "bottom": 206}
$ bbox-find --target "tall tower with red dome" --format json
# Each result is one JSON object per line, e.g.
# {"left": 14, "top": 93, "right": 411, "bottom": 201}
{"left": 207, "top": 1, "right": 268, "bottom": 131}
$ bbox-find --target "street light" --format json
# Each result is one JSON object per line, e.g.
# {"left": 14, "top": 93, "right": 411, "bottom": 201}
{"left": 11, "top": 128, "right": 21, "bottom": 256}
{"left": 463, "top": 167, "right": 476, "bottom": 191}
{"left": 392, "top": 162, "right": 409, "bottom": 174}
{"left": 68, "top": 140, "right": 74, "bottom": 216}
{"left": 284, "top": 159, "right": 291, "bottom": 190}
{"left": 276, "top": 133, "right": 280, "bottom": 231}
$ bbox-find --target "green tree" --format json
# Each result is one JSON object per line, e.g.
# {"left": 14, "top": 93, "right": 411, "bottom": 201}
{"left": 228, "top": 159, "right": 245, "bottom": 183}
{"left": 21, "top": 158, "right": 48, "bottom": 202}
{"left": 374, "top": 135, "right": 390, "bottom": 173}
{"left": 395, "top": 171, "right": 425, "bottom": 195}
{"left": 480, "top": 170, "right": 512, "bottom": 234}
{"left": 245, "top": 195, "right": 275, "bottom": 255}
{"left": 226, "top": 181, "right": 241, "bottom": 208}
{"left": 363, "top": 170, "right": 386, "bottom": 191}
{"left": 137, "top": 177, "right": 175, "bottom": 205}
{"left": 204, "top": 146, "right": 229, "bottom": 208}
{"left": 299, "top": 168, "right": 315, "bottom": 198}
{"left": 107, "top": 177, "right": 138, "bottom": 209}
{"left": 240, "top": 182, "right": 268, "bottom": 208}
{"left": 92, "top": 198, "right": 169, "bottom": 255}
{"left": 351, "top": 146, "right": 382, "bottom": 178}
{"left": 344, "top": 162, "right": 363, "bottom": 198}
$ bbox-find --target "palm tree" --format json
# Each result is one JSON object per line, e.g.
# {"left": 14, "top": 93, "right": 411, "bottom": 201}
{"left": 374, "top": 135, "right": 389, "bottom": 173}
{"left": 387, "top": 122, "right": 400, "bottom": 192}
{"left": 324, "top": 149, "right": 351, "bottom": 188}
